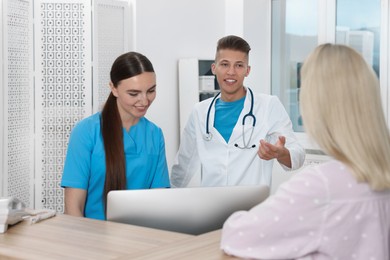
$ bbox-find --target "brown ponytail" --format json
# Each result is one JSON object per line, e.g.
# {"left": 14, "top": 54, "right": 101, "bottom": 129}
{"left": 101, "top": 93, "right": 126, "bottom": 210}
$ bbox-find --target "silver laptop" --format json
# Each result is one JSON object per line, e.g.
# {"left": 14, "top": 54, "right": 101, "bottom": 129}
{"left": 106, "top": 185, "right": 269, "bottom": 235}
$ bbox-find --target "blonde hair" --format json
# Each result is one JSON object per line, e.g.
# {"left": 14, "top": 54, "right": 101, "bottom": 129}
{"left": 300, "top": 43, "right": 390, "bottom": 190}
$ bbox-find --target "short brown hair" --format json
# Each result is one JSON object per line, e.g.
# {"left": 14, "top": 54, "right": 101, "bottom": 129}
{"left": 216, "top": 35, "right": 251, "bottom": 56}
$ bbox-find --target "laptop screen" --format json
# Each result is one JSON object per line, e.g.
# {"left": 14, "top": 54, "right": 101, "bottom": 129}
{"left": 106, "top": 185, "right": 269, "bottom": 235}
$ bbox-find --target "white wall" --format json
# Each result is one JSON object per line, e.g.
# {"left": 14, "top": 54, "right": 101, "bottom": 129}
{"left": 243, "top": 0, "right": 271, "bottom": 95}
{"left": 0, "top": 0, "right": 3, "bottom": 195}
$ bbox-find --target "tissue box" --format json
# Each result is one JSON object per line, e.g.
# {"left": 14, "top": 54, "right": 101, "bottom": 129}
{"left": 199, "top": 76, "right": 215, "bottom": 91}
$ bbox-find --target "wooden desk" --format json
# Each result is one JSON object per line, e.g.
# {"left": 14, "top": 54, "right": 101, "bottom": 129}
{"left": 118, "top": 230, "right": 239, "bottom": 260}
{"left": 0, "top": 213, "right": 237, "bottom": 259}
{"left": 0, "top": 214, "right": 193, "bottom": 259}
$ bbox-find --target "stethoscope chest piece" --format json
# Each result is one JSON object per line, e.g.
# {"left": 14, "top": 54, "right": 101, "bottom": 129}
{"left": 203, "top": 132, "right": 213, "bottom": 141}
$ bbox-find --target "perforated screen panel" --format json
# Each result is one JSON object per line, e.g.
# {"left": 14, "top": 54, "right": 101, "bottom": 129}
{"left": 2, "top": 0, "right": 129, "bottom": 213}
{"left": 93, "top": 0, "right": 129, "bottom": 112}
{"left": 34, "top": 0, "right": 92, "bottom": 212}
{"left": 4, "top": 0, "right": 34, "bottom": 207}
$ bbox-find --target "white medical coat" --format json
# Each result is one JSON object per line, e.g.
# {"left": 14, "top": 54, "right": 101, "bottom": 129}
{"left": 171, "top": 88, "right": 305, "bottom": 187}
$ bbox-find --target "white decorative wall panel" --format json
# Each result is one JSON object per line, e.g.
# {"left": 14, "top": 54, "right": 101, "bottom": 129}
{"left": 1, "top": 0, "right": 130, "bottom": 213}
{"left": 93, "top": 0, "right": 130, "bottom": 112}
{"left": 0, "top": 0, "right": 3, "bottom": 197}
{"left": 3, "top": 0, "right": 34, "bottom": 207}
{"left": 34, "top": 0, "right": 92, "bottom": 212}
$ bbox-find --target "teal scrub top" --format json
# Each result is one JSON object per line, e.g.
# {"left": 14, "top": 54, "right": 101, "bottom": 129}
{"left": 214, "top": 96, "right": 245, "bottom": 143}
{"left": 61, "top": 112, "right": 170, "bottom": 220}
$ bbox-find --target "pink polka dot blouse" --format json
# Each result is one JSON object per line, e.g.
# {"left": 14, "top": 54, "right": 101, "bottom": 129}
{"left": 221, "top": 160, "right": 390, "bottom": 260}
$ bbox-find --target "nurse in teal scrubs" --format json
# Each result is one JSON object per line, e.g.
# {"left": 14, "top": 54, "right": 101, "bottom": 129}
{"left": 61, "top": 52, "right": 170, "bottom": 220}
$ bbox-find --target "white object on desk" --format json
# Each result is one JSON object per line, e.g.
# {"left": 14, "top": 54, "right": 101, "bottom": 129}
{"left": 24, "top": 208, "right": 57, "bottom": 224}
{"left": 0, "top": 197, "right": 27, "bottom": 233}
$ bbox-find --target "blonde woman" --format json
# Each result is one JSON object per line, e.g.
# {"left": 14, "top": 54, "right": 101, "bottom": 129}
{"left": 220, "top": 44, "right": 390, "bottom": 259}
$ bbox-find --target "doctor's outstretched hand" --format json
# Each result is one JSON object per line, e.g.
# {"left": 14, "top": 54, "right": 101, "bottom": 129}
{"left": 257, "top": 136, "right": 292, "bottom": 168}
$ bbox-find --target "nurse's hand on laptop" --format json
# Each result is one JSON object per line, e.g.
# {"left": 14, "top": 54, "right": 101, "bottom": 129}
{"left": 258, "top": 135, "right": 292, "bottom": 168}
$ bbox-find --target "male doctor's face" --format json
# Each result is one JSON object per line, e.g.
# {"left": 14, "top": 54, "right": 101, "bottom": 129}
{"left": 212, "top": 49, "right": 251, "bottom": 101}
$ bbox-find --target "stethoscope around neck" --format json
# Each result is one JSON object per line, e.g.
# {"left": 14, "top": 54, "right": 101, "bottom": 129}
{"left": 203, "top": 88, "right": 257, "bottom": 149}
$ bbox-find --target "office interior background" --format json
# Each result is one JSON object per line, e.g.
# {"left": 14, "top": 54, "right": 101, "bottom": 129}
{"left": 0, "top": 0, "right": 388, "bottom": 213}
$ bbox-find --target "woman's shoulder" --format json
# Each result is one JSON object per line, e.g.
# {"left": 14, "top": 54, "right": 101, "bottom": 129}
{"left": 295, "top": 160, "right": 374, "bottom": 198}
{"left": 296, "top": 160, "right": 346, "bottom": 180}
{"left": 311, "top": 160, "right": 354, "bottom": 181}
{"left": 71, "top": 112, "right": 101, "bottom": 134}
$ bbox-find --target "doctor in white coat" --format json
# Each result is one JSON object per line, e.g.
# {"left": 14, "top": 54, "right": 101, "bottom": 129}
{"left": 171, "top": 35, "right": 305, "bottom": 187}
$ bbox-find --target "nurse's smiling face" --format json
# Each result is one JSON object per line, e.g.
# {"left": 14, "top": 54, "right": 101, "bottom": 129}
{"left": 110, "top": 71, "right": 156, "bottom": 128}
{"left": 211, "top": 49, "right": 251, "bottom": 102}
